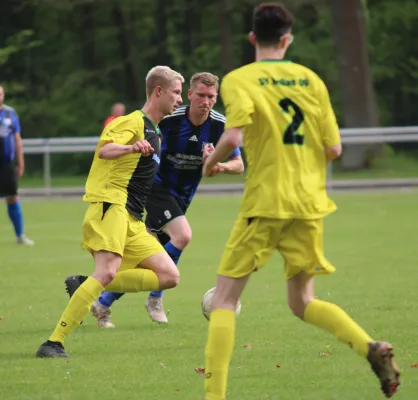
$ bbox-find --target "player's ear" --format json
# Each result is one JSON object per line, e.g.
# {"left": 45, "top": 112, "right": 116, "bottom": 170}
{"left": 187, "top": 89, "right": 193, "bottom": 101}
{"left": 155, "top": 86, "right": 162, "bottom": 97}
{"left": 248, "top": 31, "right": 256, "bottom": 46}
{"left": 280, "top": 32, "right": 293, "bottom": 50}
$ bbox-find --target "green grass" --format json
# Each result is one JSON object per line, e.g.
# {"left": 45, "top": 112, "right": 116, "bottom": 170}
{"left": 20, "top": 152, "right": 418, "bottom": 188}
{"left": 1, "top": 193, "right": 417, "bottom": 399}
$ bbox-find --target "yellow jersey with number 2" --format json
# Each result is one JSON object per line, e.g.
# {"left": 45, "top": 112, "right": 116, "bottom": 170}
{"left": 221, "top": 60, "right": 341, "bottom": 220}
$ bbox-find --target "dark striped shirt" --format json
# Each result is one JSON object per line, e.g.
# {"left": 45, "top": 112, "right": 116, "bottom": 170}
{"left": 0, "top": 105, "right": 21, "bottom": 166}
{"left": 154, "top": 106, "right": 241, "bottom": 206}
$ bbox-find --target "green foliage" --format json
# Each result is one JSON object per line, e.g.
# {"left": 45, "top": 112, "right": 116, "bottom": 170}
{"left": 0, "top": 0, "right": 417, "bottom": 175}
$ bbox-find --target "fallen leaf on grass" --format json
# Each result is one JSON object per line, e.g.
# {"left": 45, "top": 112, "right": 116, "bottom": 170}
{"left": 194, "top": 367, "right": 206, "bottom": 375}
{"left": 244, "top": 344, "right": 252, "bottom": 350}
{"left": 0, "top": 316, "right": 3, "bottom": 320}
{"left": 410, "top": 363, "right": 418, "bottom": 368}
{"left": 276, "top": 364, "right": 281, "bottom": 368}
{"left": 319, "top": 351, "right": 332, "bottom": 357}
{"left": 160, "top": 363, "right": 167, "bottom": 368}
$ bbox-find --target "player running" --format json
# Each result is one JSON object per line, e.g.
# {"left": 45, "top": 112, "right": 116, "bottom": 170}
{"left": 91, "top": 72, "right": 244, "bottom": 326}
{"left": 36, "top": 66, "right": 184, "bottom": 358}
{"left": 201, "top": 3, "right": 400, "bottom": 399}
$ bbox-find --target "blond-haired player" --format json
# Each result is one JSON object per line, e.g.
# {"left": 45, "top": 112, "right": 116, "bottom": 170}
{"left": 91, "top": 71, "right": 243, "bottom": 326}
{"left": 36, "top": 66, "right": 184, "bottom": 358}
{"left": 202, "top": 3, "right": 400, "bottom": 399}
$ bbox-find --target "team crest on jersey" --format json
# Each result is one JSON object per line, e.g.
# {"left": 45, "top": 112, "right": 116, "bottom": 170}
{"left": 202, "top": 142, "right": 214, "bottom": 151}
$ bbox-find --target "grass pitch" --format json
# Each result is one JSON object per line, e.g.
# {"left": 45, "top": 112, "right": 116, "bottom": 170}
{"left": 0, "top": 192, "right": 417, "bottom": 400}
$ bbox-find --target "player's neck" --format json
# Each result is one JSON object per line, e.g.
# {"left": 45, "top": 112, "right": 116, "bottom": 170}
{"left": 141, "top": 102, "right": 163, "bottom": 126}
{"left": 256, "top": 47, "right": 286, "bottom": 62}
{"left": 188, "top": 108, "right": 208, "bottom": 127}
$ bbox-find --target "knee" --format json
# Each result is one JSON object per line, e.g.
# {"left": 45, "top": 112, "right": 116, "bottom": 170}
{"left": 159, "top": 266, "right": 180, "bottom": 290}
{"left": 288, "top": 296, "right": 314, "bottom": 320}
{"left": 171, "top": 230, "right": 192, "bottom": 250}
{"left": 166, "top": 267, "right": 180, "bottom": 289}
{"left": 93, "top": 252, "right": 120, "bottom": 286}
{"left": 6, "top": 196, "right": 18, "bottom": 204}
{"left": 97, "top": 269, "right": 117, "bottom": 287}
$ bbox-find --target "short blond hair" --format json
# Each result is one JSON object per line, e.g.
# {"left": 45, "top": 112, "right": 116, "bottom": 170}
{"left": 190, "top": 72, "right": 219, "bottom": 90}
{"left": 145, "top": 66, "right": 184, "bottom": 98}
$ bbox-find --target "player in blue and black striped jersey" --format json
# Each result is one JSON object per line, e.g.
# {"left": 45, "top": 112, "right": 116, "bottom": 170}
{"left": 92, "top": 72, "right": 244, "bottom": 326}
{"left": 0, "top": 85, "right": 34, "bottom": 245}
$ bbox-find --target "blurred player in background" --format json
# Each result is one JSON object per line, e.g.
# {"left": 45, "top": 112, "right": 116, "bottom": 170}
{"left": 36, "top": 66, "right": 184, "bottom": 358}
{"left": 93, "top": 72, "right": 244, "bottom": 326}
{"left": 0, "top": 85, "right": 34, "bottom": 246}
{"left": 103, "top": 102, "right": 126, "bottom": 128}
{"left": 201, "top": 3, "right": 400, "bottom": 399}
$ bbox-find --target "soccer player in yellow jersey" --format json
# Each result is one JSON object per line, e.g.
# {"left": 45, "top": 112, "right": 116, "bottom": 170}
{"left": 201, "top": 3, "right": 400, "bottom": 399}
{"left": 36, "top": 66, "right": 184, "bottom": 358}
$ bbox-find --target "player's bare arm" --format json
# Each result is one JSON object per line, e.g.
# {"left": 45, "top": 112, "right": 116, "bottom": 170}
{"left": 14, "top": 132, "right": 24, "bottom": 178}
{"left": 98, "top": 140, "right": 154, "bottom": 160}
{"left": 218, "top": 155, "right": 244, "bottom": 174}
{"left": 202, "top": 127, "right": 242, "bottom": 177}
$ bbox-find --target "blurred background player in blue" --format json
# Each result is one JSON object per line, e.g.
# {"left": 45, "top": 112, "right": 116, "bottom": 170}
{"left": 0, "top": 85, "right": 34, "bottom": 246}
{"left": 92, "top": 72, "right": 244, "bottom": 326}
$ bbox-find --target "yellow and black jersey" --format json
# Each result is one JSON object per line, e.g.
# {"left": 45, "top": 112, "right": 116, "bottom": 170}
{"left": 83, "top": 110, "right": 161, "bottom": 220}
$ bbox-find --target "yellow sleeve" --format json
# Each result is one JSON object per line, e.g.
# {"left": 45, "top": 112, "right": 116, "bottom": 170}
{"left": 99, "top": 117, "right": 143, "bottom": 145}
{"left": 221, "top": 72, "right": 255, "bottom": 130}
{"left": 317, "top": 79, "right": 340, "bottom": 147}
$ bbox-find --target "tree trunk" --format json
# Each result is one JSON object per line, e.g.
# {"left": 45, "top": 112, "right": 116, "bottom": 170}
{"left": 80, "top": 3, "right": 95, "bottom": 71}
{"left": 112, "top": 1, "right": 141, "bottom": 102}
{"left": 220, "top": 0, "right": 234, "bottom": 74}
{"left": 329, "top": 0, "right": 379, "bottom": 170}
{"left": 241, "top": 2, "right": 254, "bottom": 66}
{"left": 154, "top": 0, "right": 172, "bottom": 66}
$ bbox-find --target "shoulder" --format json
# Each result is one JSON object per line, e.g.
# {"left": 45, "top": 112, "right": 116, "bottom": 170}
{"left": 209, "top": 109, "right": 226, "bottom": 125}
{"left": 221, "top": 66, "right": 248, "bottom": 86}
{"left": 3, "top": 104, "right": 18, "bottom": 117}
{"left": 104, "top": 111, "right": 142, "bottom": 132}
{"left": 163, "top": 105, "right": 187, "bottom": 121}
{"left": 289, "top": 62, "right": 327, "bottom": 90}
{"left": 159, "top": 106, "right": 188, "bottom": 130}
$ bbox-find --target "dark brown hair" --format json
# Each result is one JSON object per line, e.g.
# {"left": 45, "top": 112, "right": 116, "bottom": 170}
{"left": 253, "top": 3, "right": 294, "bottom": 46}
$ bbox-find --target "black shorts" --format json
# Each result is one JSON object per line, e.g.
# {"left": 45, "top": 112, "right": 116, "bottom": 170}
{"left": 145, "top": 184, "right": 189, "bottom": 244}
{"left": 0, "top": 162, "right": 18, "bottom": 198}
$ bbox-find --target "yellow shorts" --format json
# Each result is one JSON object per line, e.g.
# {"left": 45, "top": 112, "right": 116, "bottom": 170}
{"left": 81, "top": 202, "right": 164, "bottom": 271}
{"left": 217, "top": 217, "right": 335, "bottom": 280}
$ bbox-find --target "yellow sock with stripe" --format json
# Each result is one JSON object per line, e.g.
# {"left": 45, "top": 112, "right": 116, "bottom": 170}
{"left": 49, "top": 277, "right": 104, "bottom": 344}
{"left": 205, "top": 309, "right": 236, "bottom": 400}
{"left": 304, "top": 299, "right": 373, "bottom": 357}
{"left": 105, "top": 269, "right": 159, "bottom": 293}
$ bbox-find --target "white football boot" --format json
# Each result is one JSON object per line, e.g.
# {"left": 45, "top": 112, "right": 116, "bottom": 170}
{"left": 145, "top": 296, "right": 168, "bottom": 324}
{"left": 16, "top": 235, "right": 34, "bottom": 246}
{"left": 90, "top": 299, "right": 115, "bottom": 328}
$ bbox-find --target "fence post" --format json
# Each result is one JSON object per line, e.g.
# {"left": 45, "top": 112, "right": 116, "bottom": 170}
{"left": 43, "top": 145, "right": 52, "bottom": 196}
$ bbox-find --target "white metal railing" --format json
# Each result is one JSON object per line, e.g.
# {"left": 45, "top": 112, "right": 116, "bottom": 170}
{"left": 22, "top": 126, "right": 418, "bottom": 191}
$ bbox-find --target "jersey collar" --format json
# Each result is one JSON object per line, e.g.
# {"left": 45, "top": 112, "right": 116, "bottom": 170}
{"left": 139, "top": 110, "right": 161, "bottom": 135}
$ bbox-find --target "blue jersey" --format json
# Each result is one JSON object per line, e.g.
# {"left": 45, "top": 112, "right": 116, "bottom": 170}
{"left": 0, "top": 105, "right": 21, "bottom": 166}
{"left": 155, "top": 106, "right": 241, "bottom": 205}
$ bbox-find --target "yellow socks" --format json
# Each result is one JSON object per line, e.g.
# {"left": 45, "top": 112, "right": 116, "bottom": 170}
{"left": 49, "top": 270, "right": 159, "bottom": 345}
{"left": 205, "top": 309, "right": 236, "bottom": 400}
{"left": 304, "top": 299, "right": 373, "bottom": 357}
{"left": 49, "top": 277, "right": 104, "bottom": 344}
{"left": 105, "top": 269, "right": 159, "bottom": 293}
